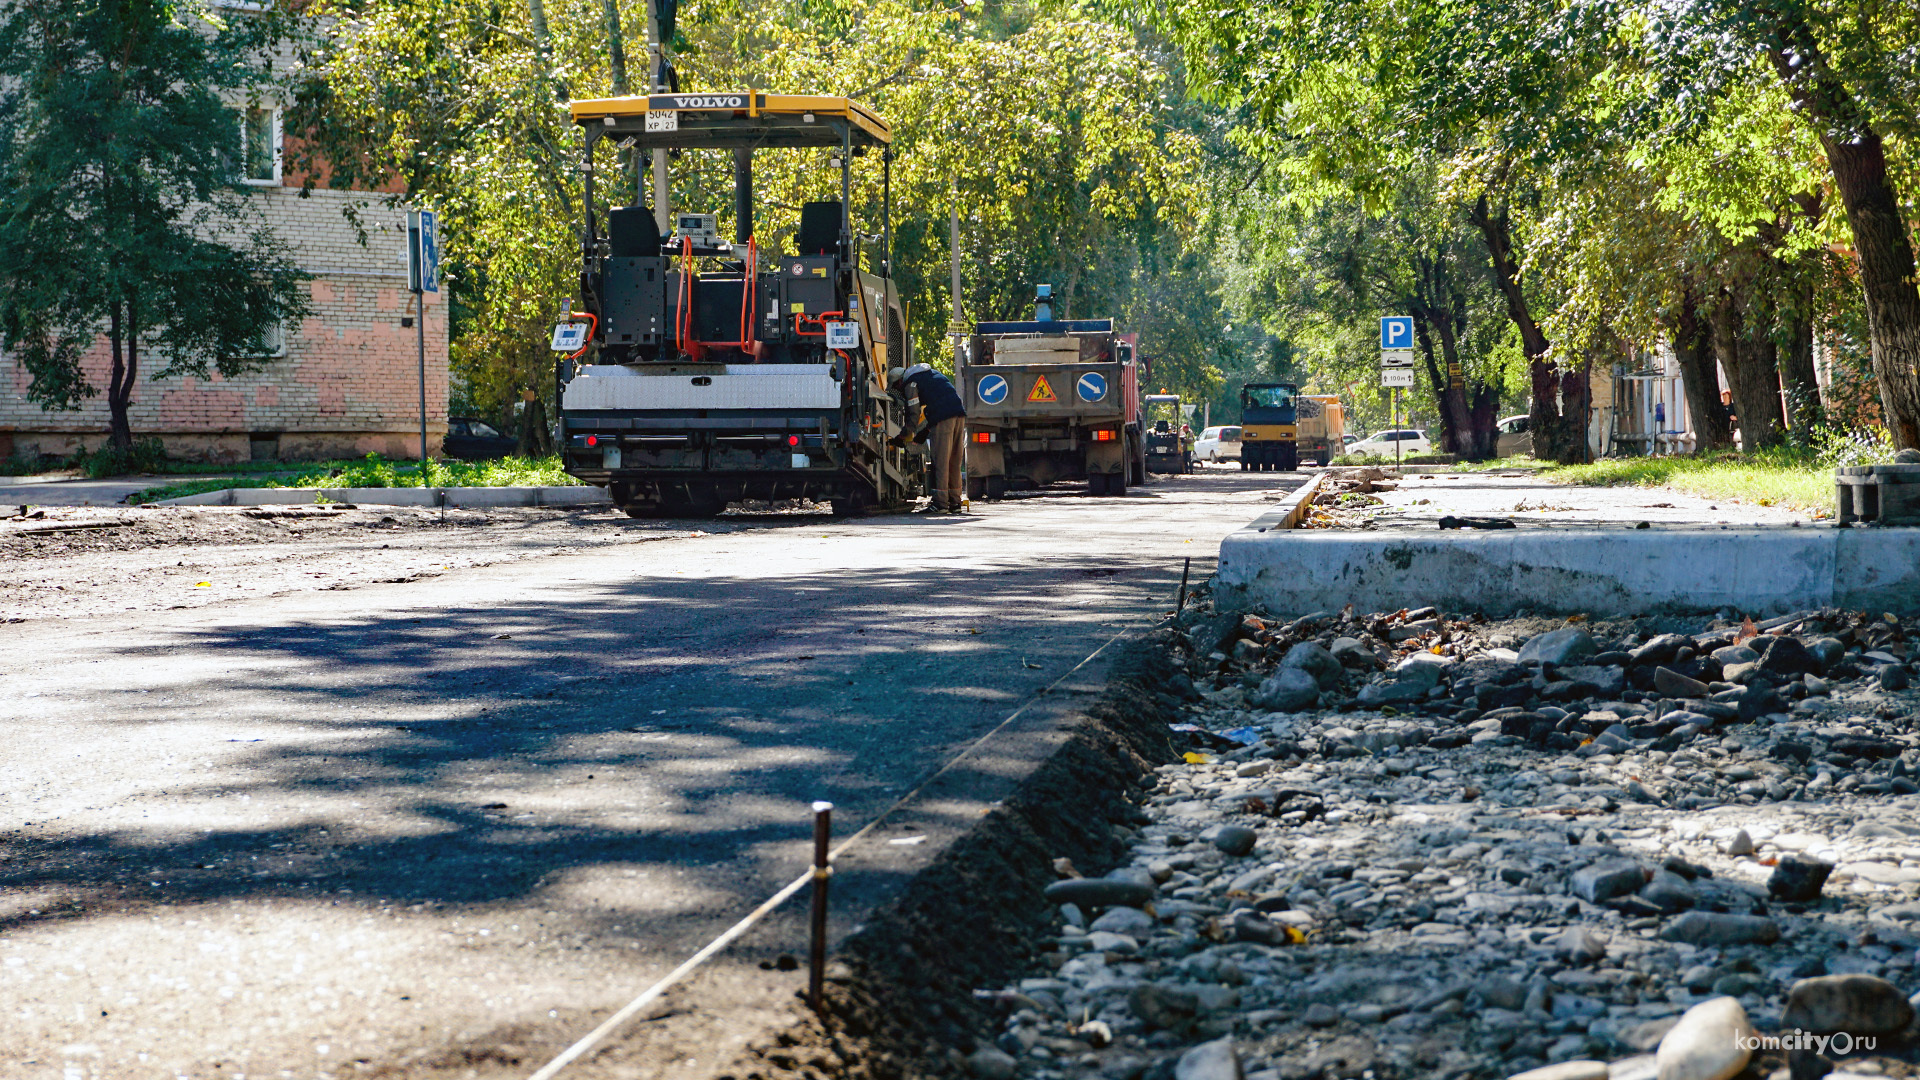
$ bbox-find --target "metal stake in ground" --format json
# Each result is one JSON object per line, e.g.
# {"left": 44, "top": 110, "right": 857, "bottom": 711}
{"left": 808, "top": 800, "right": 833, "bottom": 1013}
{"left": 1177, "top": 556, "right": 1191, "bottom": 613}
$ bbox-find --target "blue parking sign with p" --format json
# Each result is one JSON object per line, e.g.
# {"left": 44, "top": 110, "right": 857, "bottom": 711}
{"left": 1380, "top": 316, "right": 1413, "bottom": 349}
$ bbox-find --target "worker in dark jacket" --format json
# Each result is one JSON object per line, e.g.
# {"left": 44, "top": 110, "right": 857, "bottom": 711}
{"left": 888, "top": 364, "right": 968, "bottom": 512}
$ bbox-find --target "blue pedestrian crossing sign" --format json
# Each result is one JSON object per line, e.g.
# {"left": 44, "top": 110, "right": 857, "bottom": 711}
{"left": 1076, "top": 370, "right": 1108, "bottom": 402}
{"left": 977, "top": 374, "right": 1009, "bottom": 405}
{"left": 1380, "top": 316, "right": 1413, "bottom": 350}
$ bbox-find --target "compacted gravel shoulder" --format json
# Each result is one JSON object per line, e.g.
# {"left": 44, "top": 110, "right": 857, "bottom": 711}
{"left": 972, "top": 591, "right": 1920, "bottom": 1080}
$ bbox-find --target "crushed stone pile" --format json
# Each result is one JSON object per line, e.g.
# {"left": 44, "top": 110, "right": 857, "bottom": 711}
{"left": 971, "top": 591, "right": 1920, "bottom": 1080}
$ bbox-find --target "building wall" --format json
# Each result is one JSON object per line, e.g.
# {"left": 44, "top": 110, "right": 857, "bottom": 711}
{"left": 0, "top": 187, "right": 449, "bottom": 464}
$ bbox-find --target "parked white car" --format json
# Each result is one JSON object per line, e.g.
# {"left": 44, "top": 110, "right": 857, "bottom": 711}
{"left": 1347, "top": 428, "right": 1432, "bottom": 457}
{"left": 1496, "top": 414, "right": 1533, "bottom": 457}
{"left": 1194, "top": 425, "right": 1242, "bottom": 462}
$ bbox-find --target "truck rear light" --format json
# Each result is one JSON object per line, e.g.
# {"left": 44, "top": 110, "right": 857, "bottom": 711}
{"left": 786, "top": 434, "right": 800, "bottom": 447}
{"left": 1093, "top": 429, "right": 1116, "bottom": 441}
{"left": 973, "top": 432, "right": 995, "bottom": 443}
{"left": 586, "top": 435, "right": 599, "bottom": 447}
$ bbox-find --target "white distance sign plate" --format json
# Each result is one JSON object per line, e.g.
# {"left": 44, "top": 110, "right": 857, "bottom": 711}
{"left": 1381, "top": 368, "right": 1415, "bottom": 388}
{"left": 645, "top": 110, "right": 679, "bottom": 132}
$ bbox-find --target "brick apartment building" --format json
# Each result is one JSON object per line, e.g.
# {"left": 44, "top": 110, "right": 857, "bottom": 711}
{"left": 0, "top": 26, "right": 449, "bottom": 465}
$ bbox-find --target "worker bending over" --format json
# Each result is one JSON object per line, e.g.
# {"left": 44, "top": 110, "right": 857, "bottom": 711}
{"left": 888, "top": 364, "right": 968, "bottom": 513}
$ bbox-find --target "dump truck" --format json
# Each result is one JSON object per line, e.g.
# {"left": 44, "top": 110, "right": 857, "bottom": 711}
{"left": 958, "top": 286, "right": 1145, "bottom": 497}
{"left": 1239, "top": 382, "right": 1300, "bottom": 471}
{"left": 551, "top": 92, "right": 923, "bottom": 517}
{"left": 1143, "top": 394, "right": 1195, "bottom": 474}
{"left": 1296, "top": 394, "right": 1346, "bottom": 466}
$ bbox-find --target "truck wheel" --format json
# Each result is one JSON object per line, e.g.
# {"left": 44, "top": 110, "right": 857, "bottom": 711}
{"left": 967, "top": 476, "right": 986, "bottom": 501}
{"left": 1088, "top": 473, "right": 1109, "bottom": 496}
{"left": 1109, "top": 472, "right": 1127, "bottom": 497}
{"left": 986, "top": 475, "right": 1007, "bottom": 500}
{"left": 1280, "top": 447, "right": 1299, "bottom": 472}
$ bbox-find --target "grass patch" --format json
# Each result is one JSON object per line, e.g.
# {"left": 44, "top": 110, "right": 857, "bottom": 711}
{"left": 1534, "top": 451, "right": 1838, "bottom": 514}
{"left": 127, "top": 454, "right": 579, "bottom": 504}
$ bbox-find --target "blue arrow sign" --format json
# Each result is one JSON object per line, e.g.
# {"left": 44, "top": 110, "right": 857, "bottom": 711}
{"left": 1380, "top": 316, "right": 1413, "bottom": 349}
{"left": 1076, "top": 370, "right": 1108, "bottom": 402}
{"left": 977, "top": 374, "right": 1009, "bottom": 405}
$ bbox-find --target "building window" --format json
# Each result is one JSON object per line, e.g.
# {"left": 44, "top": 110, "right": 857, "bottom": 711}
{"left": 241, "top": 106, "right": 279, "bottom": 184}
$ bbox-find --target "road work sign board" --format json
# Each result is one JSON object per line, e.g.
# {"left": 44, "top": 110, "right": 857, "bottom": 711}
{"left": 1027, "top": 375, "right": 1057, "bottom": 403}
{"left": 1380, "top": 316, "right": 1413, "bottom": 350}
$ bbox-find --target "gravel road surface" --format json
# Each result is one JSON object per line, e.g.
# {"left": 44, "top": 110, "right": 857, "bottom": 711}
{"left": 0, "top": 473, "right": 1304, "bottom": 1080}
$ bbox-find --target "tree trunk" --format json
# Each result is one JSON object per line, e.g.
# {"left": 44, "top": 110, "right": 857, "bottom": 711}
{"left": 1468, "top": 383, "right": 1500, "bottom": 459}
{"left": 1780, "top": 278, "right": 1821, "bottom": 437}
{"left": 1469, "top": 194, "right": 1582, "bottom": 462}
{"left": 1673, "top": 284, "right": 1732, "bottom": 450}
{"left": 1769, "top": 33, "right": 1920, "bottom": 449}
{"left": 1413, "top": 308, "right": 1471, "bottom": 456}
{"left": 1559, "top": 362, "right": 1593, "bottom": 464}
{"left": 106, "top": 298, "right": 134, "bottom": 452}
{"left": 517, "top": 389, "right": 552, "bottom": 456}
{"left": 1712, "top": 287, "right": 1786, "bottom": 451}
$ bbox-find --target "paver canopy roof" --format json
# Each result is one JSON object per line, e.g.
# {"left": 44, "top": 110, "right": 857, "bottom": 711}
{"left": 569, "top": 93, "right": 890, "bottom": 148}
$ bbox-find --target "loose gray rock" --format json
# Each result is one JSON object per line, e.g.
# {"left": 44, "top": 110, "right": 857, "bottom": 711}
{"left": 1654, "top": 666, "right": 1711, "bottom": 698}
{"left": 1659, "top": 911, "right": 1780, "bottom": 946}
{"left": 1044, "top": 878, "right": 1155, "bottom": 909}
{"left": 1808, "top": 637, "right": 1846, "bottom": 670}
{"left": 969, "top": 1047, "right": 1018, "bottom": 1080}
{"left": 1301, "top": 1002, "right": 1339, "bottom": 1027}
{"left": 1558, "top": 664, "right": 1625, "bottom": 696}
{"left": 1654, "top": 997, "right": 1753, "bottom": 1080}
{"left": 1518, "top": 628, "right": 1597, "bottom": 666}
{"left": 1725, "top": 829, "right": 1755, "bottom": 857}
{"left": 1281, "top": 642, "right": 1345, "bottom": 690}
{"left": 1710, "top": 644, "right": 1760, "bottom": 667}
{"left": 1174, "top": 1037, "right": 1242, "bottom": 1080}
{"left": 1329, "top": 637, "right": 1378, "bottom": 668}
{"left": 1211, "top": 824, "right": 1258, "bottom": 858}
{"left": 1088, "top": 906, "right": 1155, "bottom": 935}
{"left": 1630, "top": 633, "right": 1692, "bottom": 666}
{"left": 1128, "top": 983, "right": 1199, "bottom": 1031}
{"left": 1570, "top": 858, "right": 1645, "bottom": 903}
{"left": 1555, "top": 926, "right": 1607, "bottom": 964}
{"left": 1357, "top": 680, "right": 1430, "bottom": 706}
{"left": 1253, "top": 666, "right": 1320, "bottom": 712}
{"left": 1768, "top": 855, "right": 1834, "bottom": 902}
{"left": 1782, "top": 974, "right": 1916, "bottom": 1036}
{"left": 1881, "top": 665, "right": 1912, "bottom": 692}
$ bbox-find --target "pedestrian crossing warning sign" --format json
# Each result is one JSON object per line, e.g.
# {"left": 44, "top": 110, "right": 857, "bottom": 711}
{"left": 1027, "top": 375, "right": 1057, "bottom": 403}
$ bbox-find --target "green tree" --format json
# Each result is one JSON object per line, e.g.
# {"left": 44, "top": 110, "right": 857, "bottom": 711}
{"left": 0, "top": 0, "right": 309, "bottom": 453}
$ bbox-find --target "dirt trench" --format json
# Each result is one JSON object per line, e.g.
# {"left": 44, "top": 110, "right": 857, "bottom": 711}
{"left": 711, "top": 630, "right": 1189, "bottom": 1080}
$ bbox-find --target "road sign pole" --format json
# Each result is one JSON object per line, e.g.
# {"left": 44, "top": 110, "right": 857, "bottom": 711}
{"left": 1393, "top": 388, "right": 1401, "bottom": 467}
{"left": 418, "top": 289, "right": 428, "bottom": 470}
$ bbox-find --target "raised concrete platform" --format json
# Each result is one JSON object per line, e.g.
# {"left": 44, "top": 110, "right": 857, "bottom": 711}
{"left": 157, "top": 486, "right": 609, "bottom": 508}
{"left": 1216, "top": 526, "right": 1920, "bottom": 616}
